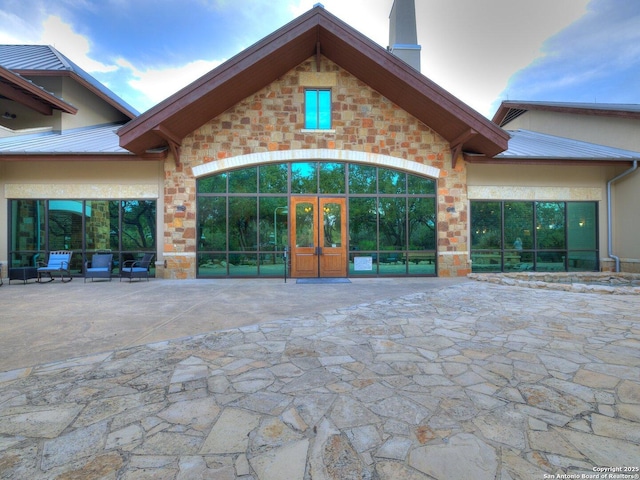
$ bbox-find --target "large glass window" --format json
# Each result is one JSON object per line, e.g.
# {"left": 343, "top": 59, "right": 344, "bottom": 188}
{"left": 197, "top": 163, "right": 437, "bottom": 277}
{"left": 304, "top": 89, "right": 331, "bottom": 129}
{"left": 470, "top": 200, "right": 598, "bottom": 273}
{"left": 9, "top": 199, "right": 156, "bottom": 277}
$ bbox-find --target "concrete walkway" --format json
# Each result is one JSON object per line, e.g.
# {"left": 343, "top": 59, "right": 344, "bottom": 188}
{"left": 0, "top": 277, "right": 639, "bottom": 479}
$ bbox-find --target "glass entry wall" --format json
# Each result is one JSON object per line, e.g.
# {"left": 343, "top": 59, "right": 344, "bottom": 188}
{"left": 9, "top": 199, "right": 156, "bottom": 277}
{"left": 196, "top": 162, "right": 437, "bottom": 277}
{"left": 470, "top": 200, "right": 599, "bottom": 273}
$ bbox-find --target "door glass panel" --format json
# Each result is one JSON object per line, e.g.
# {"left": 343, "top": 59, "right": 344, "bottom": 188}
{"left": 295, "top": 202, "right": 315, "bottom": 247}
{"left": 323, "top": 202, "right": 342, "bottom": 247}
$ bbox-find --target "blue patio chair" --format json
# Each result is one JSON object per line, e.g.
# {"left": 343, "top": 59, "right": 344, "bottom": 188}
{"left": 37, "top": 251, "right": 73, "bottom": 283}
{"left": 84, "top": 253, "right": 113, "bottom": 282}
{"left": 120, "top": 253, "right": 154, "bottom": 282}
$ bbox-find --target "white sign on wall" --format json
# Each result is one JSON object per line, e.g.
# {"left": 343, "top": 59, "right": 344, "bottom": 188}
{"left": 354, "top": 256, "right": 373, "bottom": 271}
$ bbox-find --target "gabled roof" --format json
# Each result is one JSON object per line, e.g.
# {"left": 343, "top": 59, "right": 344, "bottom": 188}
{"left": 0, "top": 123, "right": 136, "bottom": 158}
{"left": 0, "top": 65, "right": 78, "bottom": 115}
{"left": 0, "top": 45, "right": 139, "bottom": 119}
{"left": 493, "top": 100, "right": 640, "bottom": 127}
{"left": 118, "top": 5, "right": 508, "bottom": 158}
{"left": 465, "top": 129, "right": 640, "bottom": 165}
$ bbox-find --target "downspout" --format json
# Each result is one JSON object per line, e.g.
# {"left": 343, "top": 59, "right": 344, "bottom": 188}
{"left": 607, "top": 160, "right": 638, "bottom": 272}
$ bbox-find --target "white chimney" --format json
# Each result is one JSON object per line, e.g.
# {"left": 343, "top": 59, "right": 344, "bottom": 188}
{"left": 388, "top": 0, "right": 421, "bottom": 71}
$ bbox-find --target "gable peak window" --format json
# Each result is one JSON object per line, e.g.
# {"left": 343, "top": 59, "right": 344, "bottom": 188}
{"left": 305, "top": 89, "right": 331, "bottom": 129}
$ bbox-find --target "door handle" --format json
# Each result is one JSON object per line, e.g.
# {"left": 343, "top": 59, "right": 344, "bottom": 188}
{"left": 316, "top": 246, "right": 323, "bottom": 256}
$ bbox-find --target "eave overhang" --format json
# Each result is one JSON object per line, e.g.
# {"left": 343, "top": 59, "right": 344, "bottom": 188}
{"left": 118, "top": 6, "right": 508, "bottom": 159}
{"left": 11, "top": 69, "right": 137, "bottom": 120}
{"left": 0, "top": 66, "right": 78, "bottom": 115}
{"left": 493, "top": 100, "right": 640, "bottom": 127}
{"left": 463, "top": 154, "right": 638, "bottom": 167}
{"left": 0, "top": 152, "right": 162, "bottom": 162}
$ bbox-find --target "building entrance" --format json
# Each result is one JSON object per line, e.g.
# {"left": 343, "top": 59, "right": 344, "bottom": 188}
{"left": 290, "top": 196, "right": 347, "bottom": 278}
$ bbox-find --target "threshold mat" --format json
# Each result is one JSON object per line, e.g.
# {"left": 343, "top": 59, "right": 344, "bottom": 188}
{"left": 296, "top": 278, "right": 352, "bottom": 284}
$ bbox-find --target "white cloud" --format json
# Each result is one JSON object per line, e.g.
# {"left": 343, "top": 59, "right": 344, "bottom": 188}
{"left": 39, "top": 15, "right": 117, "bottom": 73}
{"left": 116, "top": 57, "right": 225, "bottom": 106}
{"left": 0, "top": 9, "right": 39, "bottom": 43}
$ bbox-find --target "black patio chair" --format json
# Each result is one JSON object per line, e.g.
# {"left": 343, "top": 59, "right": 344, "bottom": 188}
{"left": 84, "top": 253, "right": 113, "bottom": 282}
{"left": 120, "top": 253, "right": 154, "bottom": 282}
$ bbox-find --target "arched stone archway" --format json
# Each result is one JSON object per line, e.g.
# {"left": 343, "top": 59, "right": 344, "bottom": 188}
{"left": 191, "top": 149, "right": 441, "bottom": 179}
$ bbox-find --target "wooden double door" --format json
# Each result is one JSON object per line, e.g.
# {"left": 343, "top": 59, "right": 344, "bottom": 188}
{"left": 290, "top": 196, "right": 347, "bottom": 278}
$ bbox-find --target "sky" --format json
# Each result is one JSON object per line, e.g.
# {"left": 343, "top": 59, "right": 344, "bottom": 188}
{"left": 1, "top": 0, "right": 638, "bottom": 118}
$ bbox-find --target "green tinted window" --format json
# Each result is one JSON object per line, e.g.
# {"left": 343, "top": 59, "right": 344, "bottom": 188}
{"left": 349, "top": 165, "right": 377, "bottom": 194}
{"left": 408, "top": 174, "right": 435, "bottom": 195}
{"left": 471, "top": 202, "right": 501, "bottom": 249}
{"left": 378, "top": 168, "right": 406, "bottom": 194}
{"left": 319, "top": 162, "right": 345, "bottom": 194}
{"left": 291, "top": 162, "right": 317, "bottom": 194}
{"left": 198, "top": 173, "right": 227, "bottom": 193}
{"left": 228, "top": 167, "right": 257, "bottom": 193}
{"left": 259, "top": 164, "right": 288, "bottom": 193}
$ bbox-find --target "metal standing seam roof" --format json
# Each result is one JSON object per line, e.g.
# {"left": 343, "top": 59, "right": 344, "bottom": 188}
{"left": 0, "top": 123, "right": 132, "bottom": 155}
{"left": 497, "top": 130, "right": 640, "bottom": 160}
{"left": 0, "top": 45, "right": 139, "bottom": 118}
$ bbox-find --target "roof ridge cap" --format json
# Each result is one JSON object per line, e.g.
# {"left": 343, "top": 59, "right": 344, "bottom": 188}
{"left": 46, "top": 45, "right": 73, "bottom": 71}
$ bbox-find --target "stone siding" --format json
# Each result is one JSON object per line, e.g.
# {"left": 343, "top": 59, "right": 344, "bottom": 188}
{"left": 163, "top": 57, "right": 469, "bottom": 279}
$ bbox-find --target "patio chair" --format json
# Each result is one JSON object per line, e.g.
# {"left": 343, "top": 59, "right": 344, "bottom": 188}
{"left": 120, "top": 253, "right": 154, "bottom": 282}
{"left": 37, "top": 251, "right": 73, "bottom": 283}
{"left": 84, "top": 253, "right": 113, "bottom": 282}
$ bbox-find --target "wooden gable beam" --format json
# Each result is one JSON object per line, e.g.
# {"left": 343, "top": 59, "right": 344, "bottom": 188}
{"left": 450, "top": 128, "right": 477, "bottom": 168}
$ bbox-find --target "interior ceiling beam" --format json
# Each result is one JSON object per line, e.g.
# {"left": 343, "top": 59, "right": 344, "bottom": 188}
{"left": 0, "top": 82, "right": 53, "bottom": 116}
{"left": 450, "top": 128, "right": 477, "bottom": 168}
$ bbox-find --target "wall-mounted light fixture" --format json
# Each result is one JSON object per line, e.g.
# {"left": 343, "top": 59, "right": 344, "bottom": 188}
{"left": 2, "top": 112, "right": 17, "bottom": 120}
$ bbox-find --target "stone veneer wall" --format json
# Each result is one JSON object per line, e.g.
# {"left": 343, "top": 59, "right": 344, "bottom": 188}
{"left": 163, "top": 57, "right": 470, "bottom": 279}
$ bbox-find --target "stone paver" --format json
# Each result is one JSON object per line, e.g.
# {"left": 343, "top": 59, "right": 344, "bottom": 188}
{"left": 1, "top": 280, "right": 640, "bottom": 479}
